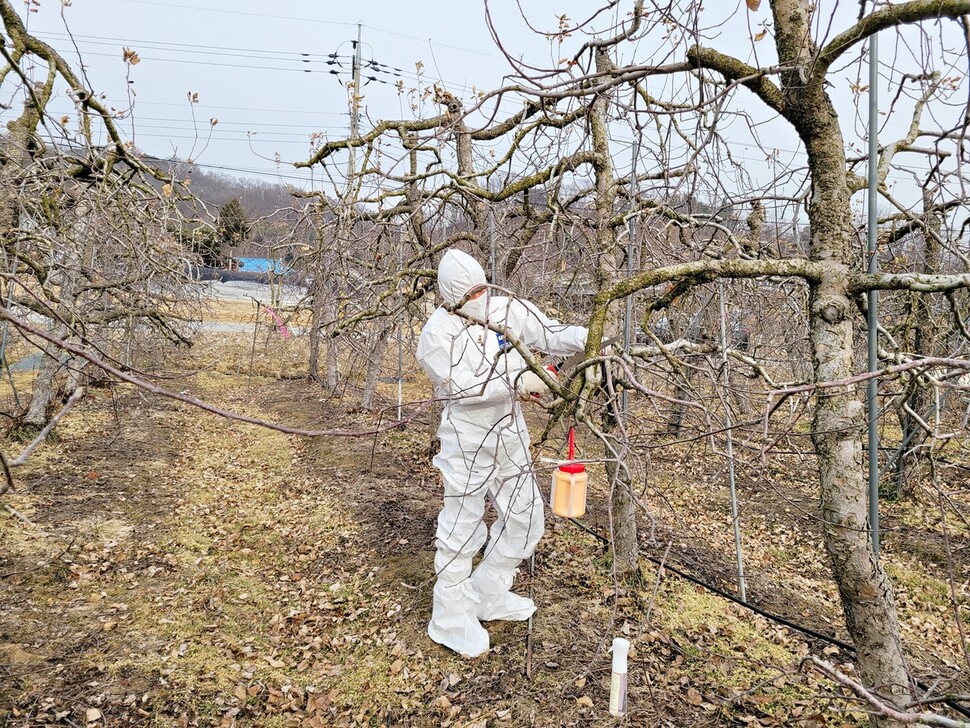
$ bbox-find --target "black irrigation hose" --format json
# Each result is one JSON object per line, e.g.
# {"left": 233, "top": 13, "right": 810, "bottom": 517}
{"left": 641, "top": 551, "right": 856, "bottom": 653}
{"left": 643, "top": 552, "right": 970, "bottom": 721}
{"left": 569, "top": 519, "right": 970, "bottom": 720}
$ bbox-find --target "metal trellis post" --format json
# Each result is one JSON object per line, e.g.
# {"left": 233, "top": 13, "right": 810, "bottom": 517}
{"left": 719, "top": 281, "right": 746, "bottom": 602}
{"left": 867, "top": 35, "right": 880, "bottom": 560}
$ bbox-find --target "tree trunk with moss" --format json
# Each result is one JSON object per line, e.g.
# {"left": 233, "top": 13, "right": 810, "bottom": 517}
{"left": 591, "top": 48, "right": 640, "bottom": 583}
{"left": 772, "top": 0, "right": 911, "bottom": 715}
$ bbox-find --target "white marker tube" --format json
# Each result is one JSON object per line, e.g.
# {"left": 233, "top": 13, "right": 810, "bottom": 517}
{"left": 609, "top": 637, "right": 630, "bottom": 717}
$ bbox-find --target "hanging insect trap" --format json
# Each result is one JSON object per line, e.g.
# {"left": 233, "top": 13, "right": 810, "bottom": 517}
{"left": 551, "top": 427, "right": 588, "bottom": 518}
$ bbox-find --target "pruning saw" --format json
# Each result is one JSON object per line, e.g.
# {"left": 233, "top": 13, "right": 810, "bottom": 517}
{"left": 551, "top": 333, "right": 625, "bottom": 373}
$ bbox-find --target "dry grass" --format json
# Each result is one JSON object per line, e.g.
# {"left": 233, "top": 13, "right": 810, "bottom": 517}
{"left": 1, "top": 325, "right": 969, "bottom": 726}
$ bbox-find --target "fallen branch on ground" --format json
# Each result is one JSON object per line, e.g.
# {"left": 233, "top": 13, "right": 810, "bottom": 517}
{"left": 806, "top": 655, "right": 970, "bottom": 727}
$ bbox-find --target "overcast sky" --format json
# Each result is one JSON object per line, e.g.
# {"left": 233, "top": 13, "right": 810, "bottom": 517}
{"left": 5, "top": 0, "right": 966, "bottom": 214}
{"left": 10, "top": 0, "right": 619, "bottom": 187}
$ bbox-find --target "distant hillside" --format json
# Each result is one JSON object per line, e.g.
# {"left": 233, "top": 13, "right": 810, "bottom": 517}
{"left": 140, "top": 157, "right": 319, "bottom": 260}
{"left": 153, "top": 159, "right": 305, "bottom": 219}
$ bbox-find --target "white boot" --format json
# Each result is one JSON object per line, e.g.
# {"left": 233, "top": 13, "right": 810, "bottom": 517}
{"left": 427, "top": 581, "right": 490, "bottom": 657}
{"left": 471, "top": 565, "right": 536, "bottom": 622}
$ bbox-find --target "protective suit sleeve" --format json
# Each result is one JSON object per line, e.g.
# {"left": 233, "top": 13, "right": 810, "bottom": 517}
{"left": 503, "top": 298, "right": 587, "bottom": 356}
{"left": 417, "top": 317, "right": 525, "bottom": 403}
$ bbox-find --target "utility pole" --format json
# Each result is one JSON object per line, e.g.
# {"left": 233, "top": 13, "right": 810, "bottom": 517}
{"left": 346, "top": 23, "right": 363, "bottom": 182}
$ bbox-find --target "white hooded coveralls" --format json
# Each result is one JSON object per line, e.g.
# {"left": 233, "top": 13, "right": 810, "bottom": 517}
{"left": 416, "top": 249, "right": 587, "bottom": 657}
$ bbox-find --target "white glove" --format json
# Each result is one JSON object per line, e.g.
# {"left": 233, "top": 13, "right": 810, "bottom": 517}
{"left": 519, "top": 370, "right": 548, "bottom": 396}
{"left": 518, "top": 366, "right": 557, "bottom": 397}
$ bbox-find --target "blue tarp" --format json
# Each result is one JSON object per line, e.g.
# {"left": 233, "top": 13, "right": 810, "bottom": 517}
{"left": 192, "top": 263, "right": 303, "bottom": 285}
{"left": 236, "top": 257, "right": 293, "bottom": 275}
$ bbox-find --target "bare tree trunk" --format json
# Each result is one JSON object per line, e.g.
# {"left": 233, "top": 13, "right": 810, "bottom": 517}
{"left": 771, "top": 0, "right": 912, "bottom": 715}
{"left": 1, "top": 53, "right": 48, "bottom": 432}
{"left": 605, "top": 426, "right": 640, "bottom": 578}
{"left": 894, "top": 187, "right": 943, "bottom": 492}
{"left": 667, "top": 302, "right": 708, "bottom": 435}
{"left": 312, "top": 300, "right": 341, "bottom": 395}
{"left": 23, "top": 351, "right": 60, "bottom": 429}
{"left": 308, "top": 277, "right": 325, "bottom": 382}
{"left": 325, "top": 331, "right": 340, "bottom": 393}
{"left": 307, "top": 238, "right": 341, "bottom": 393}
{"left": 24, "top": 260, "right": 79, "bottom": 429}
{"left": 730, "top": 373, "right": 753, "bottom": 417}
{"left": 666, "top": 370, "right": 693, "bottom": 436}
{"left": 592, "top": 48, "right": 639, "bottom": 583}
{"left": 360, "top": 323, "right": 392, "bottom": 411}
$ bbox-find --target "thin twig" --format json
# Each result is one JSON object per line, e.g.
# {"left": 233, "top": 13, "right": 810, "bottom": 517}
{"left": 10, "top": 386, "right": 85, "bottom": 467}
{"left": 3, "top": 502, "right": 40, "bottom": 528}
{"left": 0, "top": 309, "right": 432, "bottom": 438}
{"left": 0, "top": 536, "right": 75, "bottom": 579}
{"left": 806, "top": 656, "right": 970, "bottom": 727}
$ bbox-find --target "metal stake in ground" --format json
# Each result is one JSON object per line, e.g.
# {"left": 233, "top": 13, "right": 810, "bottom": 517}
{"left": 526, "top": 551, "right": 534, "bottom": 679}
{"left": 248, "top": 300, "right": 261, "bottom": 391}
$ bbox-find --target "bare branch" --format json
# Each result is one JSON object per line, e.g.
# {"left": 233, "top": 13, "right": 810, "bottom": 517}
{"left": 817, "top": 0, "right": 970, "bottom": 77}
{"left": 806, "top": 656, "right": 970, "bottom": 727}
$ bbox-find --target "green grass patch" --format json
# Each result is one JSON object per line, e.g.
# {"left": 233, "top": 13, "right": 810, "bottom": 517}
{"left": 887, "top": 562, "right": 950, "bottom": 607}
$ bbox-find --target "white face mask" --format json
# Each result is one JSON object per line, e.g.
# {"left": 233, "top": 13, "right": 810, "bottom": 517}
{"left": 459, "top": 292, "right": 489, "bottom": 322}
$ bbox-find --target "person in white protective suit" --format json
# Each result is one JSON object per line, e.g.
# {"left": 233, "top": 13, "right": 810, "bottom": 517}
{"left": 416, "top": 248, "right": 588, "bottom": 657}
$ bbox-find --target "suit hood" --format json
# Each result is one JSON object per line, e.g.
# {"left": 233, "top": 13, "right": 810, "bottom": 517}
{"left": 437, "top": 249, "right": 487, "bottom": 307}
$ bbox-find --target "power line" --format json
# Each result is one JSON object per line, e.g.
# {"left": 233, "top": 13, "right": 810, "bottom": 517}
{"left": 117, "top": 114, "right": 337, "bottom": 129}
{"left": 170, "top": 160, "right": 316, "bottom": 183}
{"left": 118, "top": 118, "right": 349, "bottom": 134}
{"left": 35, "top": 18, "right": 497, "bottom": 90}
{"left": 40, "top": 45, "right": 342, "bottom": 75}
{"left": 39, "top": 30, "right": 346, "bottom": 63}
{"left": 26, "top": 130, "right": 320, "bottom": 183}
{"left": 82, "top": 129, "right": 331, "bottom": 147}
{"left": 44, "top": 31, "right": 458, "bottom": 92}
{"left": 360, "top": 24, "right": 504, "bottom": 62}
{"left": 123, "top": 130, "right": 336, "bottom": 144}
{"left": 15, "top": 124, "right": 337, "bottom": 158}
{"left": 83, "top": 98, "right": 349, "bottom": 118}
{"left": 0, "top": 107, "right": 348, "bottom": 142}
{"left": 116, "top": 0, "right": 359, "bottom": 28}
{"left": 39, "top": 35, "right": 476, "bottom": 94}
{"left": 114, "top": 0, "right": 505, "bottom": 61}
